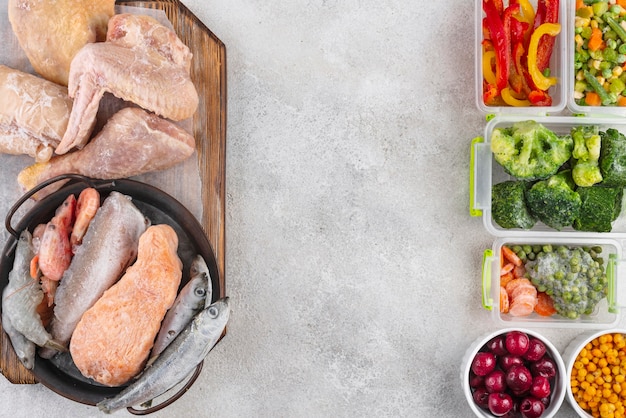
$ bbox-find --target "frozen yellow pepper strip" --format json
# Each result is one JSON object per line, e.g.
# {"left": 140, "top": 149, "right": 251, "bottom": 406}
{"left": 528, "top": 22, "right": 561, "bottom": 90}
{"left": 501, "top": 87, "right": 531, "bottom": 106}
{"left": 483, "top": 50, "right": 497, "bottom": 86}
{"left": 517, "top": 0, "right": 535, "bottom": 25}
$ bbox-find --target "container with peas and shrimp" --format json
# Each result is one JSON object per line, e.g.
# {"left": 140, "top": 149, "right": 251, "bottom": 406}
{"left": 481, "top": 237, "right": 626, "bottom": 329}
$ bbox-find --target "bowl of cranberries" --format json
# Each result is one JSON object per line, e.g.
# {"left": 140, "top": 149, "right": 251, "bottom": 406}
{"left": 462, "top": 328, "right": 566, "bottom": 417}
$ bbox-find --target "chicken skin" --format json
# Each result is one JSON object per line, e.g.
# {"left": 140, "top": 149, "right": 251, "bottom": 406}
{"left": 8, "top": 0, "right": 115, "bottom": 86}
{"left": 56, "top": 13, "right": 199, "bottom": 155}
{"left": 18, "top": 107, "right": 196, "bottom": 198}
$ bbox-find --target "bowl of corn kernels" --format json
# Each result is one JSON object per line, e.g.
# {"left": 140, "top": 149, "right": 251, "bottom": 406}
{"left": 563, "top": 330, "right": 626, "bottom": 418}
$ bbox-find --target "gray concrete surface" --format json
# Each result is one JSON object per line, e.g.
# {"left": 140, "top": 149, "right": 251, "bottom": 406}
{"left": 0, "top": 0, "right": 611, "bottom": 417}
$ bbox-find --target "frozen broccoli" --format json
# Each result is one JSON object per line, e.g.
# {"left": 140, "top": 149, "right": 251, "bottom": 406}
{"left": 600, "top": 128, "right": 626, "bottom": 187}
{"left": 571, "top": 125, "right": 603, "bottom": 187}
{"left": 573, "top": 186, "right": 624, "bottom": 232}
{"left": 491, "top": 120, "right": 573, "bottom": 181}
{"left": 525, "top": 170, "right": 582, "bottom": 230}
{"left": 491, "top": 180, "right": 537, "bottom": 229}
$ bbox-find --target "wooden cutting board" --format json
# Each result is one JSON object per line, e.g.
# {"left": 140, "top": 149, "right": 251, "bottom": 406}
{"left": 0, "top": 0, "right": 227, "bottom": 384}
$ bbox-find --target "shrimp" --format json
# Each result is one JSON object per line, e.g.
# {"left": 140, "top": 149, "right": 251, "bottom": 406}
{"left": 505, "top": 278, "right": 538, "bottom": 317}
{"left": 1, "top": 230, "right": 65, "bottom": 352}
{"left": 70, "top": 187, "right": 100, "bottom": 250}
{"left": 37, "top": 194, "right": 76, "bottom": 281}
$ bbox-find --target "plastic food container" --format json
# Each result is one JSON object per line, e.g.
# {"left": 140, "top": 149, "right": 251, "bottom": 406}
{"left": 474, "top": 0, "right": 568, "bottom": 115}
{"left": 482, "top": 237, "right": 626, "bottom": 329}
{"left": 461, "top": 328, "right": 566, "bottom": 418}
{"left": 561, "top": 329, "right": 626, "bottom": 417}
{"left": 470, "top": 115, "right": 626, "bottom": 237}
{"left": 567, "top": 2, "right": 626, "bottom": 117}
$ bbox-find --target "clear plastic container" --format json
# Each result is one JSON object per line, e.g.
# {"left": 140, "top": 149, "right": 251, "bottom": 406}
{"left": 470, "top": 115, "right": 626, "bottom": 237}
{"left": 482, "top": 237, "right": 626, "bottom": 329}
{"left": 474, "top": 0, "right": 568, "bottom": 115}
{"left": 566, "top": 1, "right": 626, "bottom": 117}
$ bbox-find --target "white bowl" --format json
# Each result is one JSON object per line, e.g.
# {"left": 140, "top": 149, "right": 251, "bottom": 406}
{"left": 562, "top": 329, "right": 626, "bottom": 418}
{"left": 461, "top": 328, "right": 566, "bottom": 418}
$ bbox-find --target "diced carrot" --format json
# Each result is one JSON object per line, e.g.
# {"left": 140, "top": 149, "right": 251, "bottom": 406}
{"left": 588, "top": 27, "right": 604, "bottom": 52}
{"left": 500, "top": 272, "right": 514, "bottom": 288}
{"left": 617, "top": 96, "right": 626, "bottom": 107}
{"left": 501, "top": 246, "right": 522, "bottom": 267}
{"left": 585, "top": 91, "right": 602, "bottom": 106}
{"left": 500, "top": 287, "right": 509, "bottom": 314}
{"left": 534, "top": 292, "right": 557, "bottom": 316}
{"left": 501, "top": 262, "right": 514, "bottom": 276}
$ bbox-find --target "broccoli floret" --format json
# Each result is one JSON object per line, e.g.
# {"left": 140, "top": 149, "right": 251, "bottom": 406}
{"left": 600, "top": 128, "right": 626, "bottom": 187}
{"left": 491, "top": 120, "right": 573, "bottom": 181}
{"left": 573, "top": 186, "right": 624, "bottom": 232}
{"left": 525, "top": 170, "right": 582, "bottom": 230}
{"left": 571, "top": 125, "right": 603, "bottom": 187}
{"left": 491, "top": 180, "right": 537, "bottom": 229}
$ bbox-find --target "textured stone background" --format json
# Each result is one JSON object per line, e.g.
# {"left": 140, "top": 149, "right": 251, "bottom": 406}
{"left": 0, "top": 1, "right": 610, "bottom": 417}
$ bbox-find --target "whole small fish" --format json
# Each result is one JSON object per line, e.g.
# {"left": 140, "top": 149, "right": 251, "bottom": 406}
{"left": 1, "top": 230, "right": 64, "bottom": 352}
{"left": 147, "top": 255, "right": 212, "bottom": 365}
{"left": 2, "top": 310, "right": 35, "bottom": 370}
{"left": 39, "top": 191, "right": 149, "bottom": 359}
{"left": 97, "top": 297, "right": 230, "bottom": 414}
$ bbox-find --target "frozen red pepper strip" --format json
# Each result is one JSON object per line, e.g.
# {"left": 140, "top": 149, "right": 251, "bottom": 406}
{"left": 533, "top": 0, "right": 559, "bottom": 72}
{"left": 483, "top": 0, "right": 514, "bottom": 91}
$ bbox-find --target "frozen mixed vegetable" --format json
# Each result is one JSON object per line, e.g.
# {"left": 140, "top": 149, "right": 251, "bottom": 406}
{"left": 574, "top": 0, "right": 626, "bottom": 106}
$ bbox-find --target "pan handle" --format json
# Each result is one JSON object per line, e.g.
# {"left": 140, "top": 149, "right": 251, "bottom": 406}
{"left": 5, "top": 174, "right": 97, "bottom": 238}
{"left": 126, "top": 361, "right": 204, "bottom": 415}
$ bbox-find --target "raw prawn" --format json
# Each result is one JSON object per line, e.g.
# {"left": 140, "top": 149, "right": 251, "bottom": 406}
{"left": 70, "top": 187, "right": 99, "bottom": 250}
{"left": 505, "top": 278, "right": 538, "bottom": 317}
{"left": 2, "top": 310, "right": 35, "bottom": 370}
{"left": 148, "top": 254, "right": 212, "bottom": 365}
{"left": 1, "top": 230, "right": 65, "bottom": 352}
{"left": 37, "top": 194, "right": 76, "bottom": 281}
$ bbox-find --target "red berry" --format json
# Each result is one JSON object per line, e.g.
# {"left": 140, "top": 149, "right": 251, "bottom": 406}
{"left": 472, "top": 351, "right": 497, "bottom": 376}
{"left": 530, "top": 357, "right": 557, "bottom": 380}
{"left": 505, "top": 331, "right": 530, "bottom": 356}
{"left": 523, "top": 338, "right": 547, "bottom": 362}
{"left": 487, "top": 336, "right": 508, "bottom": 356}
{"left": 529, "top": 375, "right": 551, "bottom": 399}
{"left": 519, "top": 397, "right": 545, "bottom": 418}
{"left": 473, "top": 387, "right": 490, "bottom": 408}
{"left": 485, "top": 369, "right": 507, "bottom": 393}
{"left": 506, "top": 365, "right": 533, "bottom": 392}
{"left": 488, "top": 392, "right": 514, "bottom": 416}
{"left": 499, "top": 354, "right": 524, "bottom": 371}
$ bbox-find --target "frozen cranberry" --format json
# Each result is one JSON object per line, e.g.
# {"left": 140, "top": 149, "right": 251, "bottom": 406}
{"left": 485, "top": 369, "right": 507, "bottom": 393}
{"left": 530, "top": 356, "right": 557, "bottom": 380}
{"left": 473, "top": 387, "right": 490, "bottom": 408}
{"left": 469, "top": 372, "right": 484, "bottom": 389}
{"left": 499, "top": 354, "right": 524, "bottom": 371}
{"left": 472, "top": 351, "right": 497, "bottom": 376}
{"left": 506, "top": 365, "right": 533, "bottom": 392}
{"left": 487, "top": 336, "right": 508, "bottom": 356}
{"left": 488, "top": 392, "right": 514, "bottom": 416}
{"left": 529, "top": 375, "right": 551, "bottom": 399}
{"left": 506, "top": 331, "right": 530, "bottom": 356}
{"left": 523, "top": 338, "right": 547, "bottom": 362}
{"left": 519, "top": 397, "right": 545, "bottom": 418}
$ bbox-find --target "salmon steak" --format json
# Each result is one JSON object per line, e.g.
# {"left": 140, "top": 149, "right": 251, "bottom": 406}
{"left": 70, "top": 224, "right": 182, "bottom": 386}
